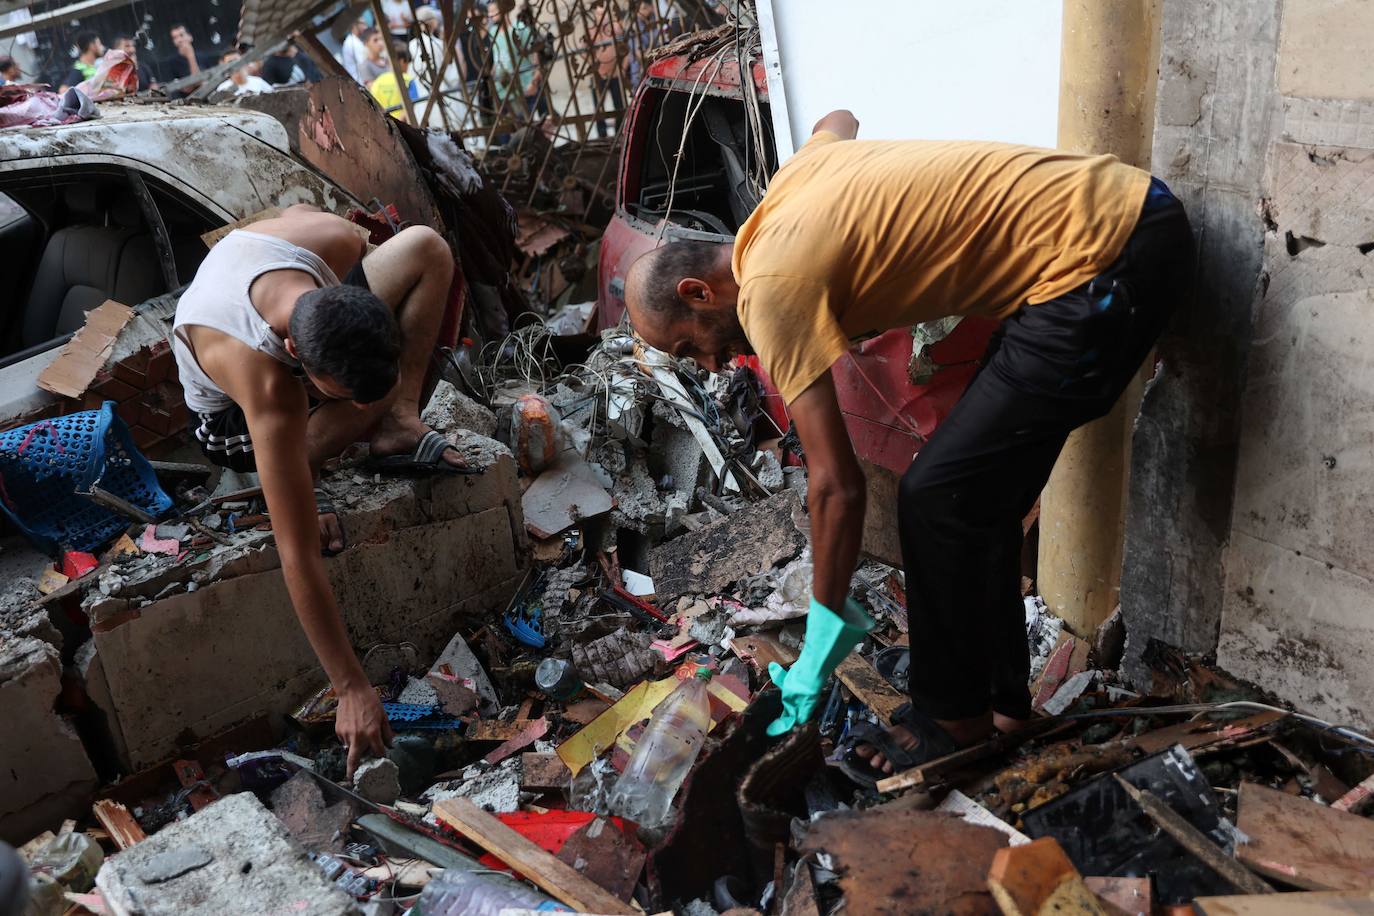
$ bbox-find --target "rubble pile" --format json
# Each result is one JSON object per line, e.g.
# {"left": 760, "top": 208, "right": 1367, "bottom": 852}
{"left": 6, "top": 316, "right": 1374, "bottom": 915}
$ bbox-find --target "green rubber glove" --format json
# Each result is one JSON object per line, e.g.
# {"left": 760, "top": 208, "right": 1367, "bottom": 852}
{"left": 766, "top": 596, "right": 875, "bottom": 737}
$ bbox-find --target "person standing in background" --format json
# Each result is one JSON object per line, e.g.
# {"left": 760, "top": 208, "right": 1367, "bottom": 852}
{"left": 112, "top": 35, "right": 157, "bottom": 91}
{"left": 626, "top": 0, "right": 660, "bottom": 87}
{"left": 410, "top": 6, "right": 467, "bottom": 128}
{"left": 0, "top": 55, "right": 20, "bottom": 84}
{"left": 586, "top": 1, "right": 625, "bottom": 138}
{"left": 59, "top": 30, "right": 103, "bottom": 92}
{"left": 166, "top": 23, "right": 214, "bottom": 82}
{"left": 369, "top": 41, "right": 417, "bottom": 121}
{"left": 359, "top": 27, "right": 390, "bottom": 85}
{"left": 340, "top": 17, "right": 370, "bottom": 82}
{"left": 215, "top": 49, "right": 272, "bottom": 95}
{"left": 380, "top": 0, "right": 414, "bottom": 42}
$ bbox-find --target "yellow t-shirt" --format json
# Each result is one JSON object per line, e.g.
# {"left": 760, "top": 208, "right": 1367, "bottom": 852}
{"left": 369, "top": 71, "right": 414, "bottom": 119}
{"left": 732, "top": 133, "right": 1151, "bottom": 403}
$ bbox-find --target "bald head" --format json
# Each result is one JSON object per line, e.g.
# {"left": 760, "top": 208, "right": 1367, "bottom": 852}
{"left": 623, "top": 239, "right": 750, "bottom": 373}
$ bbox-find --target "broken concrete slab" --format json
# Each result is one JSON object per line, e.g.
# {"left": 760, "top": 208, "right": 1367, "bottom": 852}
{"left": 0, "top": 636, "right": 98, "bottom": 845}
{"left": 522, "top": 450, "right": 614, "bottom": 539}
{"left": 89, "top": 461, "right": 526, "bottom": 769}
{"left": 423, "top": 379, "right": 498, "bottom": 439}
{"left": 650, "top": 489, "right": 806, "bottom": 604}
{"left": 96, "top": 792, "right": 362, "bottom": 915}
{"left": 430, "top": 632, "right": 500, "bottom": 717}
{"left": 269, "top": 771, "right": 356, "bottom": 853}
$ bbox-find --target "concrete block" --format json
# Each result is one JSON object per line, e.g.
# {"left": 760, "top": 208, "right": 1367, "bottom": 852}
{"left": 352, "top": 757, "right": 400, "bottom": 805}
{"left": 0, "top": 637, "right": 98, "bottom": 845}
{"left": 1219, "top": 532, "right": 1374, "bottom": 731}
{"left": 423, "top": 380, "right": 498, "bottom": 439}
{"left": 96, "top": 792, "right": 361, "bottom": 916}
{"left": 95, "top": 505, "right": 523, "bottom": 769}
{"left": 1278, "top": 0, "right": 1374, "bottom": 100}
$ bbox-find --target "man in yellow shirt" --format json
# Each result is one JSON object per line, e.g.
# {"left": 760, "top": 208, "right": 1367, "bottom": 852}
{"left": 624, "top": 111, "right": 1192, "bottom": 787}
{"left": 369, "top": 42, "right": 417, "bottom": 121}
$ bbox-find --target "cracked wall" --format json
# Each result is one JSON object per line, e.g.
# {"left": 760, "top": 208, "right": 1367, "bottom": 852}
{"left": 1126, "top": 0, "right": 1374, "bottom": 727}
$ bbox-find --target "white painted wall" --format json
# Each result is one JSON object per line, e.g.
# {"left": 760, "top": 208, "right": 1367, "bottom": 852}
{"left": 757, "top": 0, "right": 1063, "bottom": 160}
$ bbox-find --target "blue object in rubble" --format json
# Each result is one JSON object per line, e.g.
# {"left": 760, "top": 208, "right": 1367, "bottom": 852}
{"left": 503, "top": 603, "right": 546, "bottom": 648}
{"left": 0, "top": 401, "right": 171, "bottom": 554}
{"left": 382, "top": 702, "right": 462, "bottom": 729}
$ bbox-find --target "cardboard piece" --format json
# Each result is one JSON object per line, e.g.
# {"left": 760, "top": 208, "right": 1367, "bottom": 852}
{"left": 37, "top": 300, "right": 135, "bottom": 399}
{"left": 200, "top": 207, "right": 281, "bottom": 248}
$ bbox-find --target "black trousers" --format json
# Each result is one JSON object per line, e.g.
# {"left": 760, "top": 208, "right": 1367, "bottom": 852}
{"left": 899, "top": 182, "right": 1193, "bottom": 721}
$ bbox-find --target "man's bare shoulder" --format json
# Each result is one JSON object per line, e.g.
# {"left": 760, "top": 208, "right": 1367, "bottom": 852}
{"left": 188, "top": 326, "right": 300, "bottom": 413}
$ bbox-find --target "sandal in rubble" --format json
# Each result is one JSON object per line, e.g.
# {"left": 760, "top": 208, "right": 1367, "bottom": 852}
{"left": 830, "top": 702, "right": 959, "bottom": 790}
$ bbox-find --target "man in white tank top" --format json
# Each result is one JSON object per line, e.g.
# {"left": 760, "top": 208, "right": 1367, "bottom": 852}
{"left": 173, "top": 204, "right": 464, "bottom": 778}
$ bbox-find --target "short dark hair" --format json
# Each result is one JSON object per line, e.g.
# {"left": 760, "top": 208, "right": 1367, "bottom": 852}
{"left": 362, "top": 26, "right": 380, "bottom": 41}
{"left": 0, "top": 55, "right": 17, "bottom": 75}
{"left": 632, "top": 240, "right": 725, "bottom": 320}
{"left": 391, "top": 40, "right": 411, "bottom": 63}
{"left": 288, "top": 285, "right": 401, "bottom": 403}
{"left": 75, "top": 31, "right": 100, "bottom": 53}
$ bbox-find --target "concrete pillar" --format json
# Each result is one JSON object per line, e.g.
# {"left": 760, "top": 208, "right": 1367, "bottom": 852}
{"left": 1038, "top": 0, "right": 1162, "bottom": 635}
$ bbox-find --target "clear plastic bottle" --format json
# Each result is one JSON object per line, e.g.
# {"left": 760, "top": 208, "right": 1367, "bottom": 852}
{"left": 411, "top": 867, "right": 570, "bottom": 915}
{"left": 607, "top": 666, "right": 713, "bottom": 829}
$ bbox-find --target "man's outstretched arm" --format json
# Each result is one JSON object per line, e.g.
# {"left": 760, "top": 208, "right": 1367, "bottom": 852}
{"left": 790, "top": 371, "right": 866, "bottom": 609}
{"left": 233, "top": 361, "right": 392, "bottom": 777}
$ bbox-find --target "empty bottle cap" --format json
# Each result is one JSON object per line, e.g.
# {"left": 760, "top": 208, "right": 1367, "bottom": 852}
{"left": 694, "top": 666, "right": 712, "bottom": 681}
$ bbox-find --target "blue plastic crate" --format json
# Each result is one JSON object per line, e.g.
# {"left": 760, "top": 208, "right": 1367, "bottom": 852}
{"left": 0, "top": 401, "right": 172, "bottom": 554}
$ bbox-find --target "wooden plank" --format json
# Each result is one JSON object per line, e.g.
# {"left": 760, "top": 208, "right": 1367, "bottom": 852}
{"left": 875, "top": 717, "right": 1066, "bottom": 793}
{"left": 1236, "top": 781, "right": 1374, "bottom": 890}
{"left": 432, "top": 798, "right": 637, "bottom": 914}
{"left": 1128, "top": 710, "right": 1286, "bottom": 756}
{"left": 466, "top": 720, "right": 531, "bottom": 742}
{"left": 92, "top": 799, "right": 146, "bottom": 850}
{"left": 1194, "top": 890, "right": 1374, "bottom": 915}
{"left": 833, "top": 652, "right": 905, "bottom": 726}
{"left": 1115, "top": 777, "right": 1274, "bottom": 896}
{"left": 988, "top": 837, "right": 1109, "bottom": 915}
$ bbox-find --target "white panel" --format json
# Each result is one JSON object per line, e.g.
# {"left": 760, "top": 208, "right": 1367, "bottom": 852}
{"left": 759, "top": 0, "right": 1062, "bottom": 160}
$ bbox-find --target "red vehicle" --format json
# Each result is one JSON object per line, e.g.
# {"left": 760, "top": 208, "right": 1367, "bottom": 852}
{"left": 595, "top": 47, "right": 997, "bottom": 476}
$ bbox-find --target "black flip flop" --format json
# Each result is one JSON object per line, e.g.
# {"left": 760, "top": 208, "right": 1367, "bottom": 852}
{"left": 365, "top": 429, "right": 477, "bottom": 475}
{"left": 315, "top": 486, "right": 347, "bottom": 557}
{"left": 831, "top": 703, "right": 959, "bottom": 790}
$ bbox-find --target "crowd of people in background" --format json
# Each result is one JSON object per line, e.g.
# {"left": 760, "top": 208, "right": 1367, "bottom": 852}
{"left": 1, "top": 1, "right": 721, "bottom": 133}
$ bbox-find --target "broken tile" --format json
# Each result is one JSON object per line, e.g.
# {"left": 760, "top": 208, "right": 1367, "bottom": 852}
{"left": 522, "top": 451, "right": 613, "bottom": 539}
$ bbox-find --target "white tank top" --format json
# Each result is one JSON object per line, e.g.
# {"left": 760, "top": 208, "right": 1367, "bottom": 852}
{"left": 172, "top": 230, "right": 340, "bottom": 413}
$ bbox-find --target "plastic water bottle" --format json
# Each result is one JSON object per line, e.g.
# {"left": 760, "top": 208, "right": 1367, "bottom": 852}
{"left": 607, "top": 666, "right": 713, "bottom": 829}
{"left": 411, "top": 867, "right": 570, "bottom": 915}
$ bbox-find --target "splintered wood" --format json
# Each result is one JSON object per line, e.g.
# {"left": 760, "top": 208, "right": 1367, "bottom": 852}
{"left": 834, "top": 652, "right": 906, "bottom": 726}
{"left": 433, "top": 798, "right": 636, "bottom": 914}
{"left": 93, "top": 799, "right": 147, "bottom": 850}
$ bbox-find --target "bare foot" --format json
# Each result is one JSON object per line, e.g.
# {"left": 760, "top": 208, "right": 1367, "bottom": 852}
{"left": 854, "top": 724, "right": 920, "bottom": 775}
{"left": 368, "top": 413, "right": 465, "bottom": 468}
{"left": 854, "top": 713, "right": 995, "bottom": 775}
